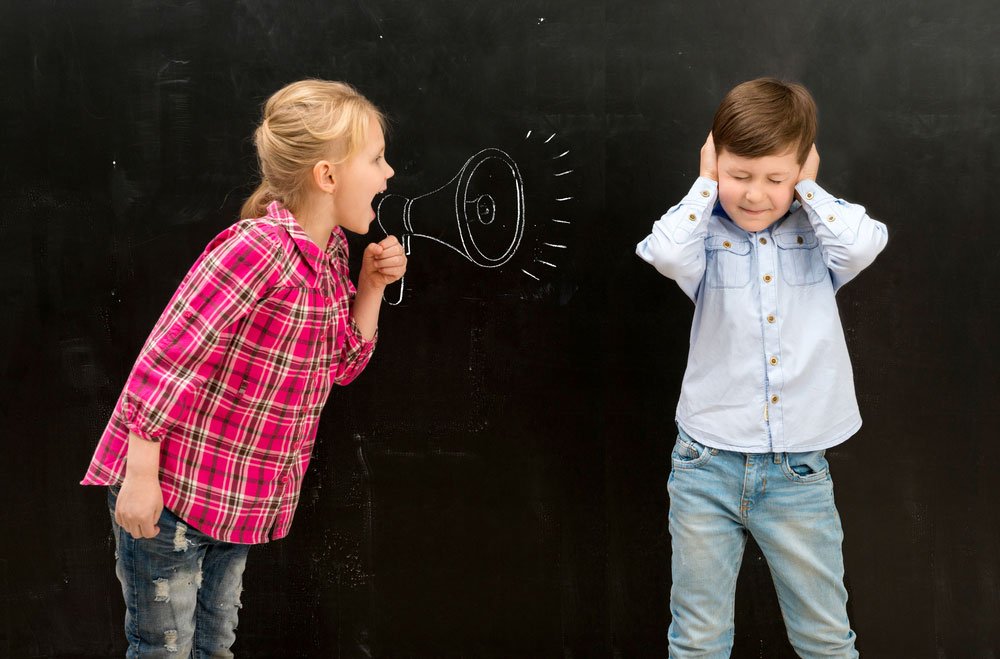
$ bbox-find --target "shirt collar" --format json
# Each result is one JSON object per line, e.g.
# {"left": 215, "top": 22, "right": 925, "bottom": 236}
{"left": 266, "top": 201, "right": 348, "bottom": 273}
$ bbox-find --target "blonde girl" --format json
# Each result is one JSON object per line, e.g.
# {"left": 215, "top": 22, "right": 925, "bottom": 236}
{"left": 83, "top": 79, "right": 405, "bottom": 657}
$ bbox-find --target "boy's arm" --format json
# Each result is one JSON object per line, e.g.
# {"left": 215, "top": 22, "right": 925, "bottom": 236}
{"left": 796, "top": 145, "right": 889, "bottom": 291}
{"left": 635, "top": 134, "right": 717, "bottom": 302}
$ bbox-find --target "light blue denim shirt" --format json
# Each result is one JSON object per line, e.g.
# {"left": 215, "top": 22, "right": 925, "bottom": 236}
{"left": 636, "top": 177, "right": 888, "bottom": 452}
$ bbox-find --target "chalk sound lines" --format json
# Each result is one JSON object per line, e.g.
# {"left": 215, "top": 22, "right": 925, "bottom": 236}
{"left": 519, "top": 129, "right": 576, "bottom": 284}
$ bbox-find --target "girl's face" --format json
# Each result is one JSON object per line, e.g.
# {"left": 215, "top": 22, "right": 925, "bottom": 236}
{"left": 331, "top": 116, "right": 395, "bottom": 234}
{"left": 717, "top": 147, "right": 801, "bottom": 233}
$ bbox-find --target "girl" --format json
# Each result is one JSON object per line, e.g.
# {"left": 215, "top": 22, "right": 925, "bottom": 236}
{"left": 82, "top": 79, "right": 405, "bottom": 656}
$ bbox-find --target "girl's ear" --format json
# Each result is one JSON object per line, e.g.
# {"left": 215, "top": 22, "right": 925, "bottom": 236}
{"left": 313, "top": 160, "right": 336, "bottom": 193}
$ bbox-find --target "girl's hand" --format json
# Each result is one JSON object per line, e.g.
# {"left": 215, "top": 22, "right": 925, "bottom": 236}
{"left": 115, "top": 474, "right": 163, "bottom": 539}
{"left": 700, "top": 132, "right": 718, "bottom": 181}
{"left": 360, "top": 235, "right": 407, "bottom": 291}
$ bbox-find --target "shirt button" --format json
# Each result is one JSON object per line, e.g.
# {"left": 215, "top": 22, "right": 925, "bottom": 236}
{"left": 763, "top": 274, "right": 773, "bottom": 283}
{"left": 767, "top": 314, "right": 776, "bottom": 323}
{"left": 771, "top": 395, "right": 780, "bottom": 404}
{"left": 770, "top": 356, "right": 778, "bottom": 366}
{"left": 797, "top": 236, "right": 804, "bottom": 244}
{"left": 723, "top": 241, "right": 732, "bottom": 249}
{"left": 688, "top": 213, "right": 697, "bottom": 222}
{"left": 805, "top": 192, "right": 814, "bottom": 200}
{"left": 759, "top": 237, "right": 767, "bottom": 245}
{"left": 826, "top": 214, "right": 836, "bottom": 222}
{"left": 700, "top": 190, "right": 710, "bottom": 198}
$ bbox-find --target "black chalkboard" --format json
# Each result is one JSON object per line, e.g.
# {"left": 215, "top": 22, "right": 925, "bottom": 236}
{"left": 2, "top": 0, "right": 998, "bottom": 657}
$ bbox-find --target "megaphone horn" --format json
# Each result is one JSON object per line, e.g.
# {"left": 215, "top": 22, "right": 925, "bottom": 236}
{"left": 376, "top": 148, "right": 526, "bottom": 304}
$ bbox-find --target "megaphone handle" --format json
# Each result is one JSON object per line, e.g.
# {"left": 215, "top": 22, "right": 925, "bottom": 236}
{"left": 383, "top": 234, "right": 410, "bottom": 306}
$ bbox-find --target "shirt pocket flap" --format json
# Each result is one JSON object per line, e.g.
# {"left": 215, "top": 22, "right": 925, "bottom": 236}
{"left": 705, "top": 235, "right": 751, "bottom": 255}
{"left": 774, "top": 231, "right": 819, "bottom": 250}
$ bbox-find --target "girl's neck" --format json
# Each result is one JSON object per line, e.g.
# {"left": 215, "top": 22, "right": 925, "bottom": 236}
{"left": 291, "top": 193, "right": 338, "bottom": 252}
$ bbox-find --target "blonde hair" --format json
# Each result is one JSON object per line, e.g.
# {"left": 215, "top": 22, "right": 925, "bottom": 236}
{"left": 712, "top": 78, "right": 817, "bottom": 165}
{"left": 241, "top": 79, "right": 386, "bottom": 219}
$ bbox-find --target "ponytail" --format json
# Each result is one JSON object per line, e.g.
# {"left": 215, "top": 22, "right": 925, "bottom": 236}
{"left": 240, "top": 179, "right": 275, "bottom": 220}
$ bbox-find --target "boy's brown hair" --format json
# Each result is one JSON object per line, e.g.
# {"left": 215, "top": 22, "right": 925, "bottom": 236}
{"left": 712, "top": 78, "right": 817, "bottom": 165}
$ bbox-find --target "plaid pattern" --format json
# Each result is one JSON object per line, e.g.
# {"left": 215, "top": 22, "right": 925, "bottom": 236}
{"left": 83, "top": 202, "right": 376, "bottom": 543}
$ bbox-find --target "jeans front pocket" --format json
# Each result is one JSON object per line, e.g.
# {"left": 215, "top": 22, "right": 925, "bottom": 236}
{"left": 781, "top": 449, "right": 829, "bottom": 483}
{"left": 671, "top": 435, "right": 716, "bottom": 470}
{"left": 705, "top": 235, "right": 752, "bottom": 289}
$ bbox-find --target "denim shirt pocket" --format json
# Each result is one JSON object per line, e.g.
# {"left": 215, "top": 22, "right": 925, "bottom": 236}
{"left": 705, "top": 234, "right": 752, "bottom": 289}
{"left": 774, "top": 230, "right": 828, "bottom": 286}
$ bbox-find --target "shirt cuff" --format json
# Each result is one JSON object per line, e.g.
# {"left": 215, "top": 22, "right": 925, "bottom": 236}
{"left": 119, "top": 397, "right": 167, "bottom": 442}
{"left": 348, "top": 316, "right": 378, "bottom": 353}
{"left": 795, "top": 179, "right": 856, "bottom": 242}
{"left": 669, "top": 177, "right": 718, "bottom": 241}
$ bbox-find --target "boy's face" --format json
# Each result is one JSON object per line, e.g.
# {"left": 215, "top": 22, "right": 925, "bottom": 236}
{"left": 717, "top": 147, "right": 802, "bottom": 233}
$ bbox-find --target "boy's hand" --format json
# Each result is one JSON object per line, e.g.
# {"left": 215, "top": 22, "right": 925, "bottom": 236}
{"left": 360, "top": 235, "right": 407, "bottom": 291}
{"left": 798, "top": 143, "right": 820, "bottom": 183}
{"left": 699, "top": 132, "right": 718, "bottom": 181}
{"left": 115, "top": 474, "right": 163, "bottom": 539}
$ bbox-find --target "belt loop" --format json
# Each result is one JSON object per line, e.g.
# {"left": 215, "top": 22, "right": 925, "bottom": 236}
{"left": 773, "top": 453, "right": 782, "bottom": 465}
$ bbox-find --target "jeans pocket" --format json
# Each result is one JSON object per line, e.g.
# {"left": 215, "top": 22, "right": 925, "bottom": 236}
{"left": 781, "top": 449, "right": 829, "bottom": 483}
{"left": 670, "top": 435, "right": 715, "bottom": 469}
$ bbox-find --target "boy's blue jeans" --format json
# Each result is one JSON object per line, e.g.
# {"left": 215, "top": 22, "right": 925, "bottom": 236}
{"left": 667, "top": 428, "right": 859, "bottom": 658}
{"left": 108, "top": 487, "right": 249, "bottom": 658}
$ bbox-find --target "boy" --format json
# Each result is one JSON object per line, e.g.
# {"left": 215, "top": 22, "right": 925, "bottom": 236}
{"left": 635, "top": 78, "right": 887, "bottom": 657}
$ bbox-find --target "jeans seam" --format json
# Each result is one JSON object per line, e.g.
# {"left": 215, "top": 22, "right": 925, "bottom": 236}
{"left": 125, "top": 529, "right": 140, "bottom": 652}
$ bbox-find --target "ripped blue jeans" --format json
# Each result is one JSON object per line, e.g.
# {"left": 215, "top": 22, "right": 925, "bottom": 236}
{"left": 667, "top": 427, "right": 858, "bottom": 658}
{"left": 108, "top": 487, "right": 250, "bottom": 658}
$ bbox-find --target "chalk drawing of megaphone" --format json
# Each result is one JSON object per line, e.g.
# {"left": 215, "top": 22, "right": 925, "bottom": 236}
{"left": 376, "top": 148, "right": 526, "bottom": 304}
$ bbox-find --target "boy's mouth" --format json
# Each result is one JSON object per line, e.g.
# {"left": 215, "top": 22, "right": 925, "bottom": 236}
{"left": 740, "top": 207, "right": 770, "bottom": 216}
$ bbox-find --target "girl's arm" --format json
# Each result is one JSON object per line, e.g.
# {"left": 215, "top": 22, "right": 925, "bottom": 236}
{"left": 331, "top": 235, "right": 407, "bottom": 385}
{"left": 114, "top": 432, "right": 163, "bottom": 538}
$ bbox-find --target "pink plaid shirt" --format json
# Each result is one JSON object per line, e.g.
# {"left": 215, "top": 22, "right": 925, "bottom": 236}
{"left": 83, "top": 201, "right": 376, "bottom": 543}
